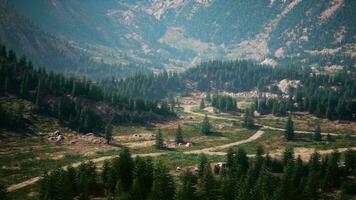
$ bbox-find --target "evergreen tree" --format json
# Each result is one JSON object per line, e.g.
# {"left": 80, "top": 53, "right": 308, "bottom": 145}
{"left": 198, "top": 154, "right": 209, "bottom": 177}
{"left": 326, "top": 133, "right": 333, "bottom": 142}
{"left": 150, "top": 162, "right": 175, "bottom": 200}
{"left": 200, "top": 164, "right": 219, "bottom": 200}
{"left": 105, "top": 123, "right": 113, "bottom": 144}
{"left": 200, "top": 98, "right": 205, "bottom": 110}
{"left": 323, "top": 150, "right": 340, "bottom": 190}
{"left": 344, "top": 149, "right": 355, "bottom": 174}
{"left": 155, "top": 129, "right": 164, "bottom": 149}
{"left": 313, "top": 124, "right": 322, "bottom": 141}
{"left": 131, "top": 157, "right": 153, "bottom": 200}
{"left": 0, "top": 183, "right": 8, "bottom": 200}
{"left": 175, "top": 124, "right": 184, "bottom": 144}
{"left": 285, "top": 115, "right": 294, "bottom": 141}
{"left": 102, "top": 160, "right": 111, "bottom": 194}
{"left": 243, "top": 108, "right": 254, "bottom": 128}
{"left": 236, "top": 147, "right": 249, "bottom": 178}
{"left": 201, "top": 114, "right": 211, "bottom": 135}
{"left": 117, "top": 148, "right": 134, "bottom": 193}
{"left": 282, "top": 147, "right": 295, "bottom": 165}
{"left": 176, "top": 172, "right": 197, "bottom": 200}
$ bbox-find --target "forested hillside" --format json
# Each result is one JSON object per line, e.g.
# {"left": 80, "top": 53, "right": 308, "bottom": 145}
{"left": 0, "top": 2, "right": 145, "bottom": 79}
{"left": 112, "top": 60, "right": 356, "bottom": 121}
{"left": 2, "top": 0, "right": 355, "bottom": 75}
{"left": 0, "top": 45, "right": 174, "bottom": 134}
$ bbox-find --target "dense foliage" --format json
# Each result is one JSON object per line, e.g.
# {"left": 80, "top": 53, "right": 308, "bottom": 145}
{"left": 100, "top": 71, "right": 186, "bottom": 100}
{"left": 38, "top": 148, "right": 356, "bottom": 200}
{"left": 211, "top": 95, "right": 238, "bottom": 112}
{"left": 253, "top": 66, "right": 356, "bottom": 120}
{"left": 0, "top": 45, "right": 174, "bottom": 133}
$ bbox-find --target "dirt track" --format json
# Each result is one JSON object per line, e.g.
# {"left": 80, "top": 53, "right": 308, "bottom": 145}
{"left": 6, "top": 129, "right": 264, "bottom": 192}
{"left": 182, "top": 104, "right": 355, "bottom": 137}
{"left": 6, "top": 104, "right": 355, "bottom": 192}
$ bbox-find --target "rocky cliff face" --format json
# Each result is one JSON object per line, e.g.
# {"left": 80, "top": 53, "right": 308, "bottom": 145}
{"left": 2, "top": 0, "right": 355, "bottom": 74}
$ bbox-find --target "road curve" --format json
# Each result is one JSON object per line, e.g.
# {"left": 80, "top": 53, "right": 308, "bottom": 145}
{"left": 6, "top": 104, "right": 354, "bottom": 192}
{"left": 7, "top": 130, "right": 264, "bottom": 192}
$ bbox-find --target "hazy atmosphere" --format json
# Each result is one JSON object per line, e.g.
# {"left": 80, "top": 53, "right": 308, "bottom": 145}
{"left": 0, "top": 0, "right": 355, "bottom": 199}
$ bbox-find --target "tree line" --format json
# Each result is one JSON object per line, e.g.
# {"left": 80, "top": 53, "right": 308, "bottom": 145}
{"left": 111, "top": 59, "right": 355, "bottom": 121}
{"left": 19, "top": 147, "right": 355, "bottom": 200}
{"left": 0, "top": 45, "right": 174, "bottom": 133}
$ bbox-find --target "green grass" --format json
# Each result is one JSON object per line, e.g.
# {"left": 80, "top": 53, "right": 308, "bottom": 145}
{"left": 155, "top": 153, "right": 226, "bottom": 170}
{"left": 112, "top": 126, "right": 154, "bottom": 136}
{"left": 228, "top": 130, "right": 356, "bottom": 155}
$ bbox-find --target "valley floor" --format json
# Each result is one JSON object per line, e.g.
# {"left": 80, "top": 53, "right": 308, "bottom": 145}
{"left": 2, "top": 96, "right": 356, "bottom": 199}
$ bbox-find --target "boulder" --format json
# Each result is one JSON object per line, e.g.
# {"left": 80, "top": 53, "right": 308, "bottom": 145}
{"left": 85, "top": 133, "right": 95, "bottom": 137}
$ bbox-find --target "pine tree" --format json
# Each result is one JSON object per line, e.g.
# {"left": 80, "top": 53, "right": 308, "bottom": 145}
{"left": 155, "top": 129, "right": 164, "bottom": 149}
{"left": 35, "top": 80, "right": 42, "bottom": 112}
{"left": 282, "top": 147, "right": 294, "bottom": 165}
{"left": 236, "top": 147, "right": 249, "bottom": 178}
{"left": 198, "top": 154, "right": 208, "bottom": 177}
{"left": 150, "top": 162, "right": 175, "bottom": 200}
{"left": 226, "top": 148, "right": 235, "bottom": 170}
{"left": 344, "top": 149, "right": 355, "bottom": 174}
{"left": 285, "top": 115, "right": 294, "bottom": 141}
{"left": 176, "top": 172, "right": 197, "bottom": 200}
{"left": 131, "top": 157, "right": 153, "bottom": 200}
{"left": 323, "top": 150, "right": 340, "bottom": 190}
{"left": 200, "top": 164, "right": 219, "bottom": 200}
{"left": 243, "top": 108, "right": 254, "bottom": 128}
{"left": 0, "top": 183, "right": 8, "bottom": 200}
{"left": 175, "top": 124, "right": 184, "bottom": 144}
{"left": 313, "top": 124, "right": 322, "bottom": 141}
{"left": 326, "top": 133, "right": 333, "bottom": 142}
{"left": 201, "top": 114, "right": 211, "bottom": 135}
{"left": 102, "top": 160, "right": 111, "bottom": 194}
{"left": 200, "top": 98, "right": 205, "bottom": 110}
{"left": 105, "top": 123, "right": 113, "bottom": 144}
{"left": 117, "top": 148, "right": 134, "bottom": 193}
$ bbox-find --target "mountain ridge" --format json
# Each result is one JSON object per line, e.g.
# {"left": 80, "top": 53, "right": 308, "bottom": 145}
{"left": 3, "top": 0, "right": 356, "bottom": 75}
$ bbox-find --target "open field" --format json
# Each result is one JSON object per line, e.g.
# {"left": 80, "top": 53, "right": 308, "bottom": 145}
{"left": 1, "top": 96, "right": 355, "bottom": 199}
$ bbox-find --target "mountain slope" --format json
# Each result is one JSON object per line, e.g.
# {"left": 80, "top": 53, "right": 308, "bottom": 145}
{"left": 5, "top": 0, "right": 356, "bottom": 73}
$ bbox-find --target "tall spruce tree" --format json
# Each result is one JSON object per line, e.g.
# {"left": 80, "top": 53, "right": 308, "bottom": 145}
{"left": 313, "top": 124, "right": 322, "bottom": 141}
{"left": 285, "top": 115, "right": 294, "bottom": 141}
{"left": 150, "top": 162, "right": 175, "bottom": 200}
{"left": 155, "top": 129, "right": 164, "bottom": 149}
{"left": 243, "top": 108, "right": 254, "bottom": 128}
{"left": 201, "top": 114, "right": 211, "bottom": 135}
{"left": 105, "top": 123, "right": 113, "bottom": 144}
{"left": 175, "top": 124, "right": 184, "bottom": 144}
{"left": 200, "top": 98, "right": 205, "bottom": 110}
{"left": 0, "top": 183, "right": 8, "bottom": 200}
{"left": 117, "top": 148, "right": 134, "bottom": 193}
{"left": 176, "top": 172, "right": 197, "bottom": 200}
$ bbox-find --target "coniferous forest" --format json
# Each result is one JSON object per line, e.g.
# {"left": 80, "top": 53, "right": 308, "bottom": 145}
{"left": 1, "top": 1, "right": 356, "bottom": 200}
{"left": 0, "top": 45, "right": 174, "bottom": 133}
{"left": 36, "top": 147, "right": 356, "bottom": 200}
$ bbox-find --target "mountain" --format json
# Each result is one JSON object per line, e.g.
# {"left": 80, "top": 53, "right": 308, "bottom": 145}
{"left": 0, "top": 1, "right": 146, "bottom": 79}
{"left": 4, "top": 0, "right": 356, "bottom": 74}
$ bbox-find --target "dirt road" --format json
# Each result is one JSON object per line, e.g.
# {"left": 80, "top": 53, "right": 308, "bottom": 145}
{"left": 183, "top": 104, "right": 355, "bottom": 137}
{"left": 6, "top": 130, "right": 264, "bottom": 192}
{"left": 184, "top": 130, "right": 265, "bottom": 155}
{"left": 6, "top": 104, "right": 354, "bottom": 192}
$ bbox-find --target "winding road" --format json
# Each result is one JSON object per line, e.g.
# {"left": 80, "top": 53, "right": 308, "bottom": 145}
{"left": 183, "top": 105, "right": 355, "bottom": 137}
{"left": 6, "top": 104, "right": 355, "bottom": 192}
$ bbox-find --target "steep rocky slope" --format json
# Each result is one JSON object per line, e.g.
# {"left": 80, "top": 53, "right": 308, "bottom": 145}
{"left": 4, "top": 0, "right": 356, "bottom": 73}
